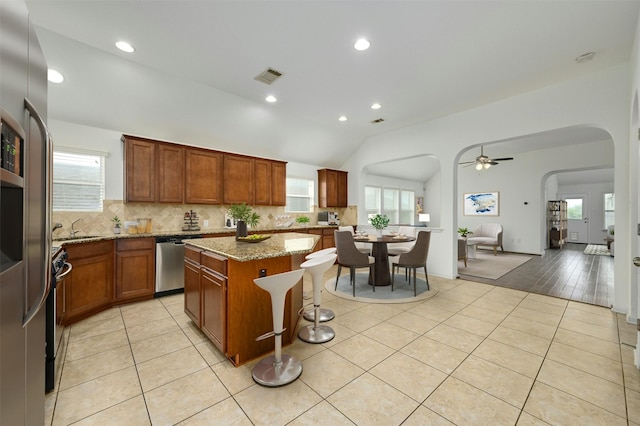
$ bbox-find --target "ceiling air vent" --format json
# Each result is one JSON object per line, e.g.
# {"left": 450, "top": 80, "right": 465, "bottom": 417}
{"left": 254, "top": 68, "right": 283, "bottom": 85}
{"left": 371, "top": 118, "right": 385, "bottom": 124}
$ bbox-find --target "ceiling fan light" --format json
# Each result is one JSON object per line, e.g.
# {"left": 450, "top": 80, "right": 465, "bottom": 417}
{"left": 475, "top": 163, "right": 483, "bottom": 171}
{"left": 484, "top": 163, "right": 491, "bottom": 169}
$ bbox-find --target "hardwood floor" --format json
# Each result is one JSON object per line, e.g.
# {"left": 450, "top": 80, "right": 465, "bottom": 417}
{"left": 459, "top": 243, "right": 614, "bottom": 307}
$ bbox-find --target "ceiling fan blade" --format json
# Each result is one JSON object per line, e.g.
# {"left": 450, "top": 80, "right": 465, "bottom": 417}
{"left": 491, "top": 157, "right": 514, "bottom": 161}
{"left": 458, "top": 161, "right": 476, "bottom": 165}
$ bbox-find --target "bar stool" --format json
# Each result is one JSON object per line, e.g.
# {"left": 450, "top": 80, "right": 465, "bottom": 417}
{"left": 252, "top": 268, "right": 305, "bottom": 387}
{"left": 298, "top": 253, "right": 337, "bottom": 344}
{"left": 303, "top": 247, "right": 337, "bottom": 322}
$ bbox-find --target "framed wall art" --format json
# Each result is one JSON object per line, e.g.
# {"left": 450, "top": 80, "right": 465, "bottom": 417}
{"left": 463, "top": 191, "right": 499, "bottom": 216}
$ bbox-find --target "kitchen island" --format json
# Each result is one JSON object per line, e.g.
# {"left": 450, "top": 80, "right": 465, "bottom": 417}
{"left": 183, "top": 232, "right": 319, "bottom": 366}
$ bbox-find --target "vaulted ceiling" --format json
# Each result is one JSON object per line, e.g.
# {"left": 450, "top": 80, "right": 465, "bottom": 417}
{"left": 26, "top": 1, "right": 639, "bottom": 173}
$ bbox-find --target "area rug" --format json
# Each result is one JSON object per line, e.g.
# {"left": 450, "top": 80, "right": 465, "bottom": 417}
{"left": 584, "top": 244, "right": 611, "bottom": 256}
{"left": 459, "top": 250, "right": 533, "bottom": 280}
{"left": 324, "top": 272, "right": 438, "bottom": 304}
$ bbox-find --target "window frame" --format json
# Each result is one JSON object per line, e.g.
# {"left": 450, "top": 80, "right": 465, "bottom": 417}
{"left": 52, "top": 147, "right": 107, "bottom": 212}
{"left": 285, "top": 177, "right": 315, "bottom": 213}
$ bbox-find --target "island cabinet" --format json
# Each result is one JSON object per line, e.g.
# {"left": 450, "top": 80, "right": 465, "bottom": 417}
{"left": 115, "top": 238, "right": 155, "bottom": 303}
{"left": 185, "top": 148, "right": 223, "bottom": 204}
{"left": 200, "top": 252, "right": 227, "bottom": 352}
{"left": 63, "top": 240, "right": 114, "bottom": 324}
{"left": 308, "top": 228, "right": 336, "bottom": 251}
{"left": 318, "top": 168, "right": 348, "bottom": 208}
{"left": 184, "top": 232, "right": 317, "bottom": 366}
{"left": 184, "top": 246, "right": 202, "bottom": 326}
{"left": 223, "top": 154, "right": 254, "bottom": 204}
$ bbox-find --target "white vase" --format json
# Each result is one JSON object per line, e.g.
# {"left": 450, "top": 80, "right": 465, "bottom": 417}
{"left": 376, "top": 229, "right": 383, "bottom": 238}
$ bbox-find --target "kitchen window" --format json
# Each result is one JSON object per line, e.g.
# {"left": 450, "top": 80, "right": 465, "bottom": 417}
{"left": 285, "top": 178, "right": 314, "bottom": 212}
{"left": 53, "top": 148, "right": 106, "bottom": 212}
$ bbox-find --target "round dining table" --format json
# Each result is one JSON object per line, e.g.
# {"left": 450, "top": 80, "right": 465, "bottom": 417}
{"left": 353, "top": 234, "right": 416, "bottom": 286}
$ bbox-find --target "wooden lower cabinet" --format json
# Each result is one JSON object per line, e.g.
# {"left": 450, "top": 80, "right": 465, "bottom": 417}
{"left": 308, "top": 227, "right": 336, "bottom": 252}
{"left": 114, "top": 238, "right": 155, "bottom": 303}
{"left": 184, "top": 247, "right": 202, "bottom": 326}
{"left": 64, "top": 240, "right": 114, "bottom": 324}
{"left": 200, "top": 256, "right": 226, "bottom": 352}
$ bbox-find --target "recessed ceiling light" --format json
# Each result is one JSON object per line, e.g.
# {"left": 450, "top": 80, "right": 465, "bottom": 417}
{"left": 47, "top": 68, "right": 64, "bottom": 84}
{"left": 354, "top": 38, "right": 370, "bottom": 51}
{"left": 370, "top": 103, "right": 381, "bottom": 110}
{"left": 265, "top": 95, "right": 277, "bottom": 103}
{"left": 575, "top": 52, "right": 595, "bottom": 63}
{"left": 338, "top": 115, "right": 348, "bottom": 122}
{"left": 116, "top": 41, "right": 135, "bottom": 53}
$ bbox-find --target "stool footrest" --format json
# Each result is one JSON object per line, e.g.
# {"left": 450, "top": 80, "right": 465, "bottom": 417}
{"left": 255, "top": 329, "right": 286, "bottom": 342}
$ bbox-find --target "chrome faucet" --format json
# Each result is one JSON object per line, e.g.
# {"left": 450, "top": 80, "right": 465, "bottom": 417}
{"left": 70, "top": 218, "right": 83, "bottom": 238}
{"left": 52, "top": 222, "right": 63, "bottom": 233}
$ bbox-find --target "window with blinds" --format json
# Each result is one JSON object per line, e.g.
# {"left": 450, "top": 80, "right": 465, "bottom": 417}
{"left": 53, "top": 149, "right": 105, "bottom": 211}
{"left": 285, "top": 178, "right": 314, "bottom": 212}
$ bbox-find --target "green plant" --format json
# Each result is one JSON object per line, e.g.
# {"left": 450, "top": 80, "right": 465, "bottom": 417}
{"left": 457, "top": 227, "right": 473, "bottom": 238}
{"left": 296, "top": 216, "right": 310, "bottom": 224}
{"left": 227, "top": 204, "right": 261, "bottom": 228}
{"left": 369, "top": 214, "right": 390, "bottom": 230}
{"left": 111, "top": 215, "right": 122, "bottom": 227}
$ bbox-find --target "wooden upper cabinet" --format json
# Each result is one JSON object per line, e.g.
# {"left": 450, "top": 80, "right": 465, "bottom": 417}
{"left": 318, "top": 168, "right": 348, "bottom": 207}
{"left": 123, "top": 136, "right": 155, "bottom": 202}
{"left": 223, "top": 154, "right": 254, "bottom": 204}
{"left": 185, "top": 148, "right": 223, "bottom": 204}
{"left": 157, "top": 143, "right": 185, "bottom": 203}
{"left": 271, "top": 161, "right": 287, "bottom": 206}
{"left": 253, "top": 159, "right": 271, "bottom": 205}
{"left": 254, "top": 159, "right": 287, "bottom": 206}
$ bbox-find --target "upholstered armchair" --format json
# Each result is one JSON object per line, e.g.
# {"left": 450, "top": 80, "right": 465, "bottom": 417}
{"left": 466, "top": 223, "right": 503, "bottom": 255}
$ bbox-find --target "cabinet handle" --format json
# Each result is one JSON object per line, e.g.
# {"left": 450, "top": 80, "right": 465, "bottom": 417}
{"left": 23, "top": 97, "right": 53, "bottom": 327}
{"left": 56, "top": 262, "right": 73, "bottom": 280}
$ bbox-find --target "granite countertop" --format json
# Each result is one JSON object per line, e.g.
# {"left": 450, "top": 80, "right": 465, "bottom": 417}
{"left": 184, "top": 232, "right": 320, "bottom": 261}
{"left": 53, "top": 225, "right": 336, "bottom": 245}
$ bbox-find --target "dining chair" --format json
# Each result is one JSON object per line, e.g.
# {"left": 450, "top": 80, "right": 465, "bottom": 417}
{"left": 334, "top": 230, "right": 375, "bottom": 296}
{"left": 390, "top": 231, "right": 431, "bottom": 296}
{"left": 338, "top": 225, "right": 371, "bottom": 254}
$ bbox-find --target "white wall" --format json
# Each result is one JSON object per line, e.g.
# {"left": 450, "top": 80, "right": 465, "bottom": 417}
{"left": 425, "top": 171, "right": 441, "bottom": 227}
{"left": 558, "top": 182, "right": 614, "bottom": 245}
{"left": 342, "top": 64, "right": 630, "bottom": 294}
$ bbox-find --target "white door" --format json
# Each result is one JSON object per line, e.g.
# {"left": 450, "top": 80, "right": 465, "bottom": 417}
{"left": 564, "top": 194, "right": 589, "bottom": 244}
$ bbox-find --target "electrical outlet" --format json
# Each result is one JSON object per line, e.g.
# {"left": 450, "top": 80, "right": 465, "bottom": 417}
{"left": 203, "top": 220, "right": 209, "bottom": 227}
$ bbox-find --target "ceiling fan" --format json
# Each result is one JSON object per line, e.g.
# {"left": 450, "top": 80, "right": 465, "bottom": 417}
{"left": 459, "top": 146, "right": 514, "bottom": 170}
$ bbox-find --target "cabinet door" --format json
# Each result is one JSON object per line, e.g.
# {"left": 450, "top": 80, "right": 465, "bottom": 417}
{"left": 223, "top": 154, "right": 254, "bottom": 204}
{"left": 115, "top": 238, "right": 155, "bottom": 302}
{"left": 336, "top": 170, "right": 348, "bottom": 207}
{"left": 184, "top": 257, "right": 201, "bottom": 326}
{"left": 157, "top": 143, "right": 184, "bottom": 203}
{"left": 253, "top": 159, "right": 271, "bottom": 205}
{"left": 185, "top": 148, "right": 223, "bottom": 204}
{"left": 64, "top": 241, "right": 114, "bottom": 324}
{"left": 124, "top": 137, "right": 155, "bottom": 202}
{"left": 201, "top": 267, "right": 226, "bottom": 352}
{"left": 271, "top": 161, "right": 286, "bottom": 206}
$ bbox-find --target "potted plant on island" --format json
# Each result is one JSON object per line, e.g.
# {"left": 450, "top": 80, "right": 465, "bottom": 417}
{"left": 111, "top": 215, "right": 122, "bottom": 234}
{"left": 369, "top": 214, "right": 390, "bottom": 238}
{"left": 227, "top": 204, "right": 260, "bottom": 239}
{"left": 457, "top": 227, "right": 473, "bottom": 239}
{"left": 295, "top": 216, "right": 310, "bottom": 226}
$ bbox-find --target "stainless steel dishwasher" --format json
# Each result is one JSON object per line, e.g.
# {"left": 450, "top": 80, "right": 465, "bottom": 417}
{"left": 155, "top": 235, "right": 200, "bottom": 296}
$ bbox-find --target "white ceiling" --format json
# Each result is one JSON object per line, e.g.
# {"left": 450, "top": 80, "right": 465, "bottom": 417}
{"left": 25, "top": 1, "right": 639, "bottom": 173}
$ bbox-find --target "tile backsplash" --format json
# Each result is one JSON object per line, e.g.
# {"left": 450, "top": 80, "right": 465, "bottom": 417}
{"left": 52, "top": 200, "right": 356, "bottom": 238}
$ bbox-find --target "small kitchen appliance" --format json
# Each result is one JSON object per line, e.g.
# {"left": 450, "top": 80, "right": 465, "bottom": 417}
{"left": 318, "top": 211, "right": 339, "bottom": 226}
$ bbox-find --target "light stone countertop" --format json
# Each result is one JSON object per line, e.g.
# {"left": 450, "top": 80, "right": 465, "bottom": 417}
{"left": 184, "top": 232, "right": 320, "bottom": 262}
{"left": 53, "top": 225, "right": 336, "bottom": 246}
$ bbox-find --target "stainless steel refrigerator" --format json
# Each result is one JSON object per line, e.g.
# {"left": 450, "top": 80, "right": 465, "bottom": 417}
{"left": 0, "top": 1, "right": 52, "bottom": 424}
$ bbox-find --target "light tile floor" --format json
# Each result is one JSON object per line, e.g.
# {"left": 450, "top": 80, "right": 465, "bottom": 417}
{"left": 46, "top": 266, "right": 640, "bottom": 425}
